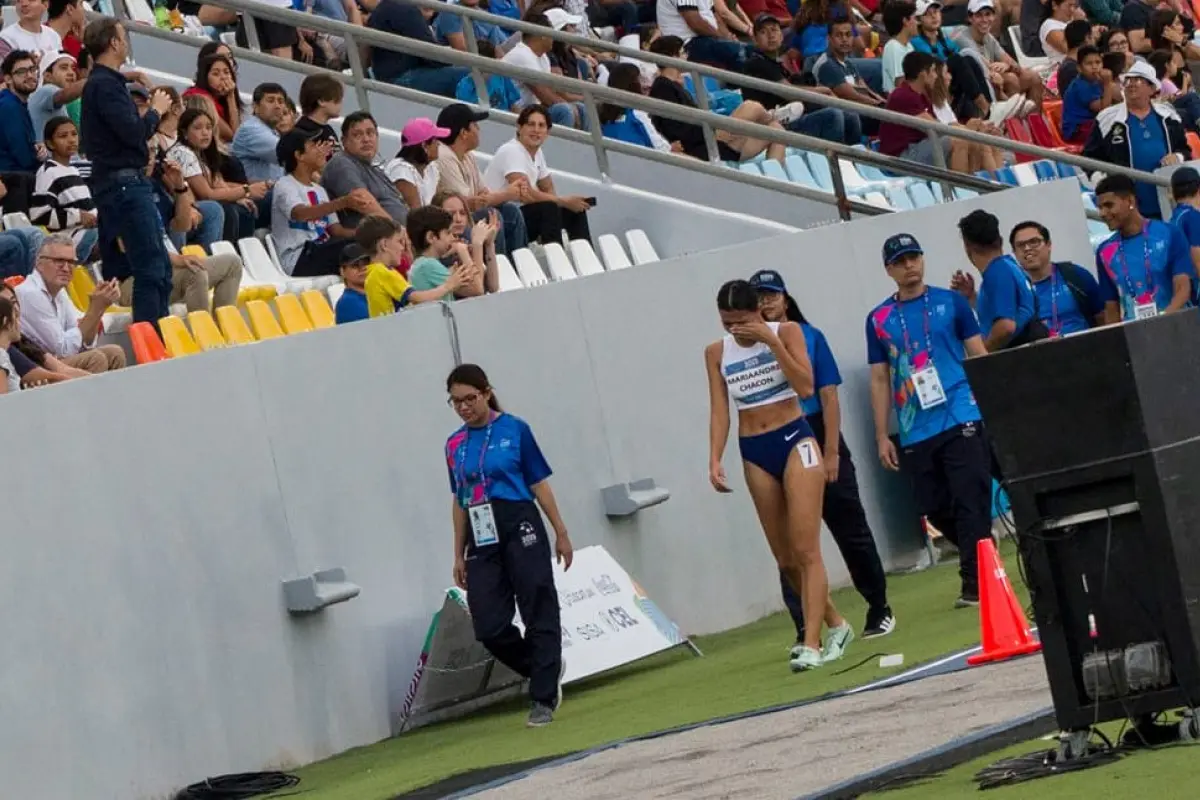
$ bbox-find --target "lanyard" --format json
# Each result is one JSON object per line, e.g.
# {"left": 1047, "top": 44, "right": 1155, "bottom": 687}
{"left": 455, "top": 417, "right": 494, "bottom": 504}
{"left": 1115, "top": 223, "right": 1152, "bottom": 299}
{"left": 893, "top": 290, "right": 933, "bottom": 360}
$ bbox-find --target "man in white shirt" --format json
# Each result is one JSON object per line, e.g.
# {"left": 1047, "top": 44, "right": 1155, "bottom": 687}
{"left": 500, "top": 12, "right": 589, "bottom": 129}
{"left": 0, "top": 0, "right": 63, "bottom": 63}
{"left": 15, "top": 233, "right": 125, "bottom": 373}
{"left": 655, "top": 0, "right": 747, "bottom": 70}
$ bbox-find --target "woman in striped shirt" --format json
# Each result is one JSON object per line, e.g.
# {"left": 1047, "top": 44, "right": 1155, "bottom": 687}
{"left": 31, "top": 116, "right": 97, "bottom": 264}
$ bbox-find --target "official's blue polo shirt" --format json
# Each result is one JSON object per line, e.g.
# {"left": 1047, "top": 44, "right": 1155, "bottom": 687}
{"left": 1095, "top": 220, "right": 1193, "bottom": 319}
{"left": 976, "top": 254, "right": 1037, "bottom": 340}
{"left": 800, "top": 322, "right": 841, "bottom": 416}
{"left": 866, "top": 287, "right": 982, "bottom": 446}
{"left": 446, "top": 413, "right": 552, "bottom": 508}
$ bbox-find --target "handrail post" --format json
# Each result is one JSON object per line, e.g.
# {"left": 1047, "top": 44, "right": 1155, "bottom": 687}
{"left": 461, "top": 21, "right": 491, "bottom": 110}
{"left": 691, "top": 70, "right": 721, "bottom": 164}
{"left": 582, "top": 89, "right": 611, "bottom": 179}
{"left": 112, "top": 0, "right": 136, "bottom": 62}
{"left": 243, "top": 10, "right": 263, "bottom": 51}
{"left": 826, "top": 149, "right": 852, "bottom": 222}
{"left": 342, "top": 31, "right": 372, "bottom": 114}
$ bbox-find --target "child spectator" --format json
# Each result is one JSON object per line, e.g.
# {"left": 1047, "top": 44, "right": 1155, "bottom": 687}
{"left": 0, "top": 295, "right": 21, "bottom": 394}
{"left": 1061, "top": 46, "right": 1118, "bottom": 142}
{"left": 1148, "top": 48, "right": 1200, "bottom": 132}
{"left": 30, "top": 116, "right": 95, "bottom": 263}
{"left": 455, "top": 41, "right": 523, "bottom": 111}
{"left": 435, "top": 192, "right": 499, "bottom": 293}
{"left": 405, "top": 205, "right": 485, "bottom": 302}
{"left": 1055, "top": 19, "right": 1094, "bottom": 96}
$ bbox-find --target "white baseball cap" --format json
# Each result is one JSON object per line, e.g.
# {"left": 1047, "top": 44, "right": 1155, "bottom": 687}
{"left": 1120, "top": 60, "right": 1162, "bottom": 91}
{"left": 967, "top": 0, "right": 995, "bottom": 13}
{"left": 915, "top": 0, "right": 942, "bottom": 15}
{"left": 39, "top": 50, "right": 75, "bottom": 77}
{"left": 544, "top": 8, "right": 583, "bottom": 30}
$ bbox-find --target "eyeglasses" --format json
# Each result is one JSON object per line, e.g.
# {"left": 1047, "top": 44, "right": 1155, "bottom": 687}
{"left": 37, "top": 255, "right": 75, "bottom": 268}
{"left": 1013, "top": 237, "right": 1045, "bottom": 250}
{"left": 9, "top": 66, "right": 35, "bottom": 78}
{"left": 448, "top": 393, "right": 481, "bottom": 408}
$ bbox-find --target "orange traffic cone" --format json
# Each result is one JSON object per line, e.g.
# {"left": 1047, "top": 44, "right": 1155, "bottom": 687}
{"left": 967, "top": 538, "right": 1042, "bottom": 666}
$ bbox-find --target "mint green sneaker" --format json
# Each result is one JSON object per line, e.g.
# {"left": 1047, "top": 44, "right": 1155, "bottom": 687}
{"left": 789, "top": 645, "right": 823, "bottom": 672}
{"left": 822, "top": 622, "right": 855, "bottom": 663}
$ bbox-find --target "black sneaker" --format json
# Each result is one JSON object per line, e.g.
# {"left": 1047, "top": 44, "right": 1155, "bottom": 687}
{"left": 863, "top": 606, "right": 896, "bottom": 639}
{"left": 527, "top": 702, "right": 554, "bottom": 728}
{"left": 955, "top": 592, "right": 980, "bottom": 609}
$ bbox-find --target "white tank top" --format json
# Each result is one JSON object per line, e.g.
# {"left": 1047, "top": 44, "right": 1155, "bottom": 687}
{"left": 721, "top": 322, "right": 800, "bottom": 410}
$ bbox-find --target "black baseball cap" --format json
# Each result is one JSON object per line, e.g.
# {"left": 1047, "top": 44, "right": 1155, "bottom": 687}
{"left": 749, "top": 269, "right": 787, "bottom": 292}
{"left": 1171, "top": 166, "right": 1200, "bottom": 193}
{"left": 339, "top": 243, "right": 371, "bottom": 267}
{"left": 276, "top": 127, "right": 321, "bottom": 169}
{"left": 436, "top": 103, "right": 489, "bottom": 143}
{"left": 753, "top": 13, "right": 783, "bottom": 32}
{"left": 882, "top": 233, "right": 924, "bottom": 265}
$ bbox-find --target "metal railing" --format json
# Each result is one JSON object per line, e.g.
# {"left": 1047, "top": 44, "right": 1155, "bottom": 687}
{"left": 109, "top": 0, "right": 1161, "bottom": 220}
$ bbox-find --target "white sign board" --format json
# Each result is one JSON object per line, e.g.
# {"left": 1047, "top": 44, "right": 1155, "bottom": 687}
{"left": 397, "top": 545, "right": 692, "bottom": 729}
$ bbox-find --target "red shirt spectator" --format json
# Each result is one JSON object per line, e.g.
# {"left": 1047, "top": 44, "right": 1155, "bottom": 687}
{"left": 878, "top": 82, "right": 932, "bottom": 156}
{"left": 739, "top": 0, "right": 793, "bottom": 23}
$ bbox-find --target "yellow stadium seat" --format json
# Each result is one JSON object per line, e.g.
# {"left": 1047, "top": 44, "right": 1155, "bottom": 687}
{"left": 246, "top": 299, "right": 284, "bottom": 340}
{"left": 159, "top": 315, "right": 201, "bottom": 358}
{"left": 187, "top": 311, "right": 227, "bottom": 351}
{"left": 215, "top": 305, "right": 256, "bottom": 346}
{"left": 237, "top": 285, "right": 277, "bottom": 305}
{"left": 69, "top": 265, "right": 131, "bottom": 316}
{"left": 300, "top": 289, "right": 335, "bottom": 329}
{"left": 66, "top": 280, "right": 84, "bottom": 311}
{"left": 274, "top": 293, "right": 313, "bottom": 335}
{"left": 180, "top": 245, "right": 207, "bottom": 259}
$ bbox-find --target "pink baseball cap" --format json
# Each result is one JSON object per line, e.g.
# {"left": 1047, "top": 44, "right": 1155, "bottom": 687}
{"left": 401, "top": 117, "right": 452, "bottom": 146}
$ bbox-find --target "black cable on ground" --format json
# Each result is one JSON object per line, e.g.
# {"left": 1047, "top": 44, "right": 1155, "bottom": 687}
{"left": 973, "top": 728, "right": 1122, "bottom": 791}
{"left": 173, "top": 772, "right": 300, "bottom": 799}
{"left": 831, "top": 652, "right": 889, "bottom": 676}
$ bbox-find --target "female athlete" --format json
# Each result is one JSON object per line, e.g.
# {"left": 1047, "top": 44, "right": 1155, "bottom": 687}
{"left": 705, "top": 279, "right": 852, "bottom": 671}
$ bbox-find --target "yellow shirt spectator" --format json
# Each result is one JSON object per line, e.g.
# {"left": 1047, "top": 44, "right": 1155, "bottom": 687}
{"left": 364, "top": 262, "right": 414, "bottom": 318}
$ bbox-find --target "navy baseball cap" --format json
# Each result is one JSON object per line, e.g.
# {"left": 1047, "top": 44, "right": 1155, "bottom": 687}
{"left": 1171, "top": 166, "right": 1200, "bottom": 192}
{"left": 749, "top": 269, "right": 787, "bottom": 292}
{"left": 882, "top": 233, "right": 924, "bottom": 265}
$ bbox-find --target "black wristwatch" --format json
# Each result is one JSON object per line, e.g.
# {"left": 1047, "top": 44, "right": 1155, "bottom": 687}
{"left": 174, "top": 187, "right": 188, "bottom": 195}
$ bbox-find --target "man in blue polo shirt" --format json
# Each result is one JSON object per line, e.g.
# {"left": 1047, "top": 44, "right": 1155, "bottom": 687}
{"left": 951, "top": 209, "right": 1047, "bottom": 350}
{"left": 1095, "top": 173, "right": 1193, "bottom": 323}
{"left": 867, "top": 233, "right": 991, "bottom": 608}
{"left": 1010, "top": 220, "right": 1104, "bottom": 336}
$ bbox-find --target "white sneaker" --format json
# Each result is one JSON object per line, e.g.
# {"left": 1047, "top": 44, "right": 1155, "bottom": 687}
{"left": 987, "top": 95, "right": 1024, "bottom": 125}
{"left": 771, "top": 101, "right": 805, "bottom": 126}
{"left": 554, "top": 657, "right": 566, "bottom": 711}
{"left": 789, "top": 645, "right": 823, "bottom": 672}
{"left": 822, "top": 622, "right": 855, "bottom": 663}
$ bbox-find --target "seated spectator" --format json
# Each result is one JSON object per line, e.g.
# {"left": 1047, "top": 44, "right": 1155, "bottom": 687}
{"left": 183, "top": 53, "right": 243, "bottom": 143}
{"left": 295, "top": 74, "right": 343, "bottom": 153}
{"left": 0, "top": 281, "right": 88, "bottom": 384}
{"left": 0, "top": 294, "right": 20, "bottom": 394}
{"left": 879, "top": 52, "right": 975, "bottom": 172}
{"left": 1055, "top": 19, "right": 1094, "bottom": 96}
{"left": 406, "top": 205, "right": 485, "bottom": 300}
{"left": 588, "top": 0, "right": 656, "bottom": 33}
{"left": 1100, "top": 28, "right": 1134, "bottom": 71}
{"left": 1120, "top": 0, "right": 1157, "bottom": 55}
{"left": 928, "top": 61, "right": 1003, "bottom": 170}
{"left": 1149, "top": 48, "right": 1200, "bottom": 133}
{"left": 434, "top": 0, "right": 509, "bottom": 52}
{"left": 150, "top": 86, "right": 183, "bottom": 157}
{"left": 813, "top": 17, "right": 886, "bottom": 135}
{"left": 1039, "top": 0, "right": 1078, "bottom": 63}
{"left": 0, "top": 50, "right": 40, "bottom": 174}
{"left": 648, "top": 35, "right": 788, "bottom": 163}
{"left": 1082, "top": 0, "right": 1121, "bottom": 28}
{"left": 0, "top": 0, "right": 62, "bottom": 62}
{"left": 387, "top": 117, "right": 447, "bottom": 210}
{"left": 47, "top": 0, "right": 85, "bottom": 60}
{"left": 15, "top": 233, "right": 125, "bottom": 373}
{"left": 455, "top": 41, "right": 524, "bottom": 111}
{"left": 166, "top": 108, "right": 266, "bottom": 242}
{"left": 741, "top": 14, "right": 863, "bottom": 145}
{"left": 229, "top": 2, "right": 298, "bottom": 60}
{"left": 273, "top": 128, "right": 366, "bottom": 277}
{"left": 656, "top": 0, "right": 748, "bottom": 71}
{"left": 124, "top": 157, "right": 243, "bottom": 314}
{"left": 502, "top": 13, "right": 589, "bottom": 130}
{"left": 231, "top": 82, "right": 289, "bottom": 183}
{"left": 740, "top": 0, "right": 791, "bottom": 24}
{"left": 911, "top": 1, "right": 993, "bottom": 120}
{"left": 322, "top": 111, "right": 409, "bottom": 227}
{"left": 601, "top": 63, "right": 679, "bottom": 151}
{"left": 1148, "top": 10, "right": 1200, "bottom": 70}
{"left": 29, "top": 51, "right": 83, "bottom": 151}
{"left": 1061, "top": 46, "right": 1119, "bottom": 141}
{"left": 363, "top": 0, "right": 470, "bottom": 97}
{"left": 1083, "top": 61, "right": 1188, "bottom": 219}
{"left": 954, "top": 0, "right": 1044, "bottom": 107}
{"left": 482, "top": 105, "right": 593, "bottom": 245}
{"left": 435, "top": 191, "right": 499, "bottom": 293}
{"left": 0, "top": 191, "right": 45, "bottom": 278}
{"left": 31, "top": 117, "right": 96, "bottom": 264}
{"left": 881, "top": 1, "right": 918, "bottom": 93}
{"left": 435, "top": 103, "right": 527, "bottom": 254}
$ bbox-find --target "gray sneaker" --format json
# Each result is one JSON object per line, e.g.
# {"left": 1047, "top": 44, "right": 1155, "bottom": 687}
{"left": 527, "top": 702, "right": 554, "bottom": 728}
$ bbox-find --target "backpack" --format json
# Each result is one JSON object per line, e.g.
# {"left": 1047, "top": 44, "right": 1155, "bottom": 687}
{"left": 1053, "top": 261, "right": 1103, "bottom": 326}
{"left": 1005, "top": 268, "right": 1051, "bottom": 349}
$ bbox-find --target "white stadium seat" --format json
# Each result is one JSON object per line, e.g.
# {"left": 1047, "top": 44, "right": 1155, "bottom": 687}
{"left": 326, "top": 282, "right": 345, "bottom": 308}
{"left": 495, "top": 254, "right": 524, "bottom": 291}
{"left": 542, "top": 243, "right": 577, "bottom": 281}
{"left": 569, "top": 240, "right": 605, "bottom": 276}
{"left": 625, "top": 229, "right": 659, "bottom": 265}
{"left": 512, "top": 248, "right": 548, "bottom": 286}
{"left": 598, "top": 234, "right": 633, "bottom": 271}
{"left": 3, "top": 212, "right": 31, "bottom": 230}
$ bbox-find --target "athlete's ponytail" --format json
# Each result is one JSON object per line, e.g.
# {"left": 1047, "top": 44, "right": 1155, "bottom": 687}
{"left": 446, "top": 363, "right": 503, "bottom": 412}
{"left": 716, "top": 279, "right": 759, "bottom": 312}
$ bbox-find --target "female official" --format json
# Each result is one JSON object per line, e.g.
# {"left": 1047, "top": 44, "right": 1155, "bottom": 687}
{"left": 445, "top": 364, "right": 574, "bottom": 727}
{"left": 705, "top": 280, "right": 852, "bottom": 671}
{"left": 750, "top": 270, "right": 895, "bottom": 643}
